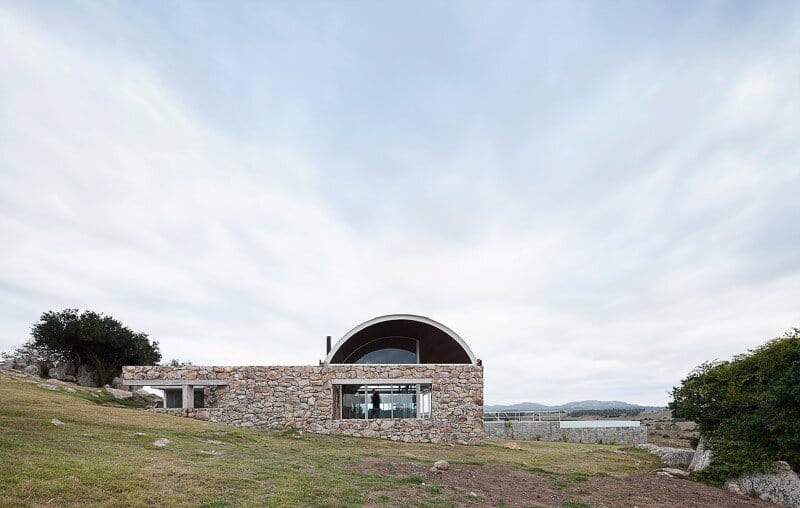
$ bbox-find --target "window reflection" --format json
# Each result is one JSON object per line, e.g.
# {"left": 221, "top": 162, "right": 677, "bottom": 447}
{"left": 338, "top": 383, "right": 429, "bottom": 419}
{"left": 344, "top": 337, "right": 418, "bottom": 364}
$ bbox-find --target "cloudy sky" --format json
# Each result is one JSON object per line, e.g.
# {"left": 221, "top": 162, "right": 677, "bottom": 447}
{"left": 1, "top": 1, "right": 798, "bottom": 406}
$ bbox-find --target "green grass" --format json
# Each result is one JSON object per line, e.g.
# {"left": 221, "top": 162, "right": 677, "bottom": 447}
{"left": 0, "top": 372, "right": 660, "bottom": 506}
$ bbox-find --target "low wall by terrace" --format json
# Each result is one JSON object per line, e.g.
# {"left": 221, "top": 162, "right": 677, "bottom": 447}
{"left": 122, "top": 364, "right": 484, "bottom": 445}
{"left": 484, "top": 421, "right": 647, "bottom": 445}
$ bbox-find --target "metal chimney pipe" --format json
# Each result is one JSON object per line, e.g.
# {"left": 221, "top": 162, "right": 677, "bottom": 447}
{"left": 326, "top": 335, "right": 331, "bottom": 354}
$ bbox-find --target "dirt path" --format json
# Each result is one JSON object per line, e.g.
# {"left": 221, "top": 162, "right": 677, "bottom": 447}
{"left": 356, "top": 458, "right": 772, "bottom": 507}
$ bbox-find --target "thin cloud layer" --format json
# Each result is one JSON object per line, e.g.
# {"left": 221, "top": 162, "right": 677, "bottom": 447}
{"left": 1, "top": 2, "right": 798, "bottom": 405}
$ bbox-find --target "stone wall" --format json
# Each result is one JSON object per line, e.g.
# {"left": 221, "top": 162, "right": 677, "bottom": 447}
{"left": 122, "top": 364, "right": 484, "bottom": 445}
{"left": 484, "top": 421, "right": 647, "bottom": 445}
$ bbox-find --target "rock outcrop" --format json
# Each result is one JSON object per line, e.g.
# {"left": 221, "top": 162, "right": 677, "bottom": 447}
{"left": 76, "top": 364, "right": 99, "bottom": 387}
{"left": 104, "top": 387, "right": 133, "bottom": 400}
{"left": 689, "top": 437, "right": 713, "bottom": 473}
{"left": 725, "top": 461, "right": 800, "bottom": 508}
{"left": 635, "top": 444, "right": 695, "bottom": 466}
{"left": 23, "top": 364, "right": 40, "bottom": 377}
{"left": 48, "top": 361, "right": 78, "bottom": 383}
{"left": 132, "top": 388, "right": 161, "bottom": 406}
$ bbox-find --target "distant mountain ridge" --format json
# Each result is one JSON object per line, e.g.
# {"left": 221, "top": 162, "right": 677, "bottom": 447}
{"left": 485, "top": 400, "right": 665, "bottom": 412}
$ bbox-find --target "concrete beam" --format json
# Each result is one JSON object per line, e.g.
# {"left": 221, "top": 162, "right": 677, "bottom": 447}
{"left": 122, "top": 379, "right": 228, "bottom": 386}
{"left": 330, "top": 378, "right": 432, "bottom": 385}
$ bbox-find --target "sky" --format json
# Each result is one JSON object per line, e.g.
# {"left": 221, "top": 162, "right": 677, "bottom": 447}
{"left": 1, "top": 1, "right": 798, "bottom": 406}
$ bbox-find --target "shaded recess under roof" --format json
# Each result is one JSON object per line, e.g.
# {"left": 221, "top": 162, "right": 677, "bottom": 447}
{"left": 325, "top": 314, "right": 477, "bottom": 365}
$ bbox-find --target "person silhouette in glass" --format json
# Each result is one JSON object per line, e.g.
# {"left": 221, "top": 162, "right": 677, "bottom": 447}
{"left": 370, "top": 389, "right": 380, "bottom": 419}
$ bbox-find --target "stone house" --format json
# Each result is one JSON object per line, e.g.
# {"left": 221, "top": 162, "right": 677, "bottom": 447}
{"left": 122, "top": 314, "right": 484, "bottom": 444}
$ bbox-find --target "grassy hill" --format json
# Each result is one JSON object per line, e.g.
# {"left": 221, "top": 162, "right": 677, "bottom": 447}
{"left": 0, "top": 371, "right": 765, "bottom": 507}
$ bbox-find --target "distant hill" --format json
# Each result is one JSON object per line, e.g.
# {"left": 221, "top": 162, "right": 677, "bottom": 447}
{"left": 485, "top": 400, "right": 665, "bottom": 412}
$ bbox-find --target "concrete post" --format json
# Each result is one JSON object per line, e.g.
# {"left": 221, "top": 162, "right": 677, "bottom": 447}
{"left": 182, "top": 384, "right": 194, "bottom": 409}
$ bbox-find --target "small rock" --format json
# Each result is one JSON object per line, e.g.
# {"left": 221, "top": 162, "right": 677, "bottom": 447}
{"left": 37, "top": 383, "right": 58, "bottom": 391}
{"left": 23, "top": 364, "right": 40, "bottom": 376}
{"left": 198, "top": 450, "right": 224, "bottom": 456}
{"left": 153, "top": 438, "right": 171, "bottom": 448}
{"left": 430, "top": 460, "right": 450, "bottom": 473}
{"left": 51, "top": 418, "right": 64, "bottom": 426}
{"left": 468, "top": 492, "right": 477, "bottom": 497}
{"left": 63, "top": 387, "right": 76, "bottom": 393}
{"left": 614, "top": 449, "right": 627, "bottom": 454}
{"left": 205, "top": 439, "right": 226, "bottom": 446}
{"left": 134, "top": 432, "right": 147, "bottom": 436}
{"left": 503, "top": 442, "right": 522, "bottom": 450}
{"left": 657, "top": 468, "right": 690, "bottom": 479}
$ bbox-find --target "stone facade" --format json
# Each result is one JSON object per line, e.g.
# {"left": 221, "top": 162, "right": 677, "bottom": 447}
{"left": 484, "top": 421, "right": 647, "bottom": 445}
{"left": 122, "top": 364, "right": 484, "bottom": 445}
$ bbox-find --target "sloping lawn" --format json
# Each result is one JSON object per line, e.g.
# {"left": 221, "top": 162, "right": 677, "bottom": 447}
{"left": 0, "top": 371, "right": 660, "bottom": 507}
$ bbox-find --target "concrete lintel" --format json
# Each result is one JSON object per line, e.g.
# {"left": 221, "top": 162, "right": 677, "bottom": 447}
{"left": 123, "top": 379, "right": 228, "bottom": 386}
{"left": 330, "top": 378, "right": 432, "bottom": 385}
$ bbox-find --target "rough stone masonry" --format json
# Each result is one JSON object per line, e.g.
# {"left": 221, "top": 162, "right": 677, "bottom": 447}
{"left": 122, "top": 364, "right": 484, "bottom": 445}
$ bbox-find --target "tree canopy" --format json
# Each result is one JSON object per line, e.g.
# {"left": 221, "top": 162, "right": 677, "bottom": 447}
{"left": 669, "top": 328, "right": 800, "bottom": 484}
{"left": 30, "top": 309, "right": 161, "bottom": 385}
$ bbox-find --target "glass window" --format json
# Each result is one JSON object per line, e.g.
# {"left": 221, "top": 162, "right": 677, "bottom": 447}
{"left": 341, "top": 384, "right": 366, "bottom": 419}
{"left": 194, "top": 388, "right": 204, "bottom": 408}
{"left": 338, "top": 383, "right": 430, "bottom": 420}
{"left": 164, "top": 389, "right": 182, "bottom": 408}
{"left": 344, "top": 337, "right": 418, "bottom": 364}
{"left": 162, "top": 388, "right": 205, "bottom": 408}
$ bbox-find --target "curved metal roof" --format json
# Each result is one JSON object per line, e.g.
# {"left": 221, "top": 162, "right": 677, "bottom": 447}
{"left": 324, "top": 314, "right": 478, "bottom": 365}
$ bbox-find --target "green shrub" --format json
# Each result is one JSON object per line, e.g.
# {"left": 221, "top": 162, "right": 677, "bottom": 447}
{"left": 670, "top": 328, "right": 800, "bottom": 483}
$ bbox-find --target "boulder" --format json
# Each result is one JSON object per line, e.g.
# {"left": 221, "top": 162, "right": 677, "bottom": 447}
{"left": 153, "top": 438, "right": 170, "bottom": 448}
{"left": 635, "top": 444, "right": 695, "bottom": 466}
{"left": 429, "top": 460, "right": 450, "bottom": 473}
{"left": 1, "top": 358, "right": 14, "bottom": 370}
{"left": 725, "top": 461, "right": 800, "bottom": 508}
{"left": 23, "top": 364, "right": 40, "bottom": 376}
{"left": 110, "top": 377, "right": 125, "bottom": 389}
{"left": 104, "top": 387, "right": 133, "bottom": 400}
{"left": 689, "top": 437, "right": 714, "bottom": 473}
{"left": 48, "top": 361, "right": 77, "bottom": 382}
{"left": 51, "top": 418, "right": 64, "bottom": 426}
{"left": 132, "top": 389, "right": 161, "bottom": 405}
{"left": 76, "top": 364, "right": 99, "bottom": 387}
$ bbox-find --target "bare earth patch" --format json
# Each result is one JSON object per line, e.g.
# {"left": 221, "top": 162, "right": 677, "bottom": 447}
{"left": 355, "top": 457, "right": 773, "bottom": 507}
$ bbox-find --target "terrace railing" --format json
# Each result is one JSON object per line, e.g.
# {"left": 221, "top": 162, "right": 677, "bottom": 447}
{"left": 483, "top": 410, "right": 566, "bottom": 422}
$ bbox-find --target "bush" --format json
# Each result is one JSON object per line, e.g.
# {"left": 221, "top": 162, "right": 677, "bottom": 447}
{"left": 669, "top": 328, "right": 800, "bottom": 484}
